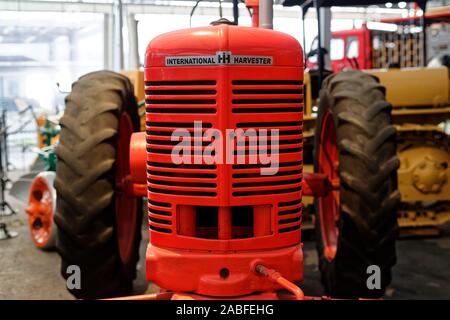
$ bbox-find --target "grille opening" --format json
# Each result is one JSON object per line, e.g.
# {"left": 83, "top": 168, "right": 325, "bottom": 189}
{"left": 146, "top": 99, "right": 216, "bottom": 105}
{"left": 146, "top": 108, "right": 216, "bottom": 114}
{"left": 279, "top": 199, "right": 302, "bottom": 207}
{"left": 146, "top": 80, "right": 216, "bottom": 86}
{"left": 277, "top": 129, "right": 303, "bottom": 136}
{"left": 146, "top": 89, "right": 216, "bottom": 95}
{"left": 148, "top": 178, "right": 216, "bottom": 188}
{"left": 145, "top": 128, "right": 212, "bottom": 137}
{"left": 147, "top": 122, "right": 213, "bottom": 128}
{"left": 233, "top": 185, "right": 302, "bottom": 197}
{"left": 233, "top": 147, "right": 302, "bottom": 155}
{"left": 149, "top": 216, "right": 171, "bottom": 225}
{"left": 150, "top": 225, "right": 172, "bottom": 234}
{"left": 177, "top": 206, "right": 265, "bottom": 239}
{"left": 149, "top": 208, "right": 171, "bottom": 216}
{"left": 236, "top": 121, "right": 302, "bottom": 128}
{"left": 148, "top": 148, "right": 216, "bottom": 156}
{"left": 274, "top": 138, "right": 303, "bottom": 145}
{"left": 232, "top": 107, "right": 303, "bottom": 114}
{"left": 231, "top": 130, "right": 301, "bottom": 138}
{"left": 147, "top": 147, "right": 175, "bottom": 155}
{"left": 148, "top": 139, "right": 213, "bottom": 147}
{"left": 233, "top": 169, "right": 301, "bottom": 178}
{"left": 232, "top": 80, "right": 302, "bottom": 85}
{"left": 232, "top": 160, "right": 302, "bottom": 170}
{"left": 195, "top": 206, "right": 218, "bottom": 239}
{"left": 233, "top": 89, "right": 302, "bottom": 94}
{"left": 233, "top": 177, "right": 302, "bottom": 188}
{"left": 279, "top": 207, "right": 302, "bottom": 216}
{"left": 193, "top": 206, "right": 255, "bottom": 239}
{"left": 279, "top": 216, "right": 301, "bottom": 225}
{"left": 232, "top": 98, "right": 302, "bottom": 105}
{"left": 148, "top": 199, "right": 171, "bottom": 208}
{"left": 148, "top": 170, "right": 217, "bottom": 179}
{"left": 234, "top": 132, "right": 302, "bottom": 144}
{"left": 146, "top": 130, "right": 174, "bottom": 137}
{"left": 232, "top": 206, "right": 254, "bottom": 239}
{"left": 148, "top": 161, "right": 216, "bottom": 170}
{"left": 177, "top": 205, "right": 298, "bottom": 236}
{"left": 149, "top": 187, "right": 217, "bottom": 197}
{"left": 279, "top": 225, "right": 301, "bottom": 233}
{"left": 147, "top": 129, "right": 214, "bottom": 137}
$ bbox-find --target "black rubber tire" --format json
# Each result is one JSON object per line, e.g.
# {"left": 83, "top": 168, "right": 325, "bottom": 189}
{"left": 314, "top": 70, "right": 400, "bottom": 298}
{"left": 54, "top": 70, "right": 142, "bottom": 299}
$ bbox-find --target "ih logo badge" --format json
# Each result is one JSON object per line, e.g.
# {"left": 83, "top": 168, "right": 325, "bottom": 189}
{"left": 165, "top": 51, "right": 273, "bottom": 66}
{"left": 217, "top": 51, "right": 231, "bottom": 64}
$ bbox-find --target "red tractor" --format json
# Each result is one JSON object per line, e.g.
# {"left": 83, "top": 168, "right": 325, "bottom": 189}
{"left": 54, "top": 21, "right": 398, "bottom": 299}
{"left": 306, "top": 7, "right": 450, "bottom": 72}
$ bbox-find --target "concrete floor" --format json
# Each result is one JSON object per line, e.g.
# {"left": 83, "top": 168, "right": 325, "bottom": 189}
{"left": 0, "top": 173, "right": 449, "bottom": 299}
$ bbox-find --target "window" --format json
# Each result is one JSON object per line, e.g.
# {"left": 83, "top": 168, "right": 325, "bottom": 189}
{"left": 330, "top": 38, "right": 345, "bottom": 60}
{"left": 347, "top": 37, "right": 360, "bottom": 59}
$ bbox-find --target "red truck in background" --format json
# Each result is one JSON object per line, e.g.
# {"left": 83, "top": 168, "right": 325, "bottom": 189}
{"left": 307, "top": 7, "right": 450, "bottom": 72}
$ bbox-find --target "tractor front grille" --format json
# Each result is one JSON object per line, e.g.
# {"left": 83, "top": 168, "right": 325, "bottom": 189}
{"left": 145, "top": 76, "right": 304, "bottom": 239}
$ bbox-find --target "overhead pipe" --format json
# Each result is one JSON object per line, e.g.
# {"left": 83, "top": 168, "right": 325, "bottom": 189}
{"left": 259, "top": 0, "right": 273, "bottom": 29}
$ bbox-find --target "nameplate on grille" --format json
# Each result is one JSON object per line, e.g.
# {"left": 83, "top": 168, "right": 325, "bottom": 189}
{"left": 165, "top": 51, "right": 273, "bottom": 66}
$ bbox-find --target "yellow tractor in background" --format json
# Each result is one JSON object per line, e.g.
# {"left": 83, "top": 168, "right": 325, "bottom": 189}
{"left": 301, "top": 66, "right": 450, "bottom": 236}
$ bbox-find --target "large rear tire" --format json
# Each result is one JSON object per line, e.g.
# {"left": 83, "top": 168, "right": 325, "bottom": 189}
{"left": 54, "top": 71, "right": 142, "bottom": 299}
{"left": 314, "top": 70, "right": 400, "bottom": 298}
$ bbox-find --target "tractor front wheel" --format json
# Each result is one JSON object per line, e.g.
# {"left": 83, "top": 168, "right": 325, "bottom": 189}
{"left": 314, "top": 70, "right": 400, "bottom": 298}
{"left": 54, "top": 71, "right": 142, "bottom": 299}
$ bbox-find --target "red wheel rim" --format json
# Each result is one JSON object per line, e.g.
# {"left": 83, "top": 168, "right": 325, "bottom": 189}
{"left": 318, "top": 111, "right": 340, "bottom": 261}
{"left": 26, "top": 177, "right": 54, "bottom": 248}
{"left": 115, "top": 112, "right": 138, "bottom": 265}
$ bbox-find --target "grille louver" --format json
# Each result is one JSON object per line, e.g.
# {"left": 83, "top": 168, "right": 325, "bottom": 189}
{"left": 145, "top": 80, "right": 218, "bottom": 199}
{"left": 231, "top": 79, "right": 303, "bottom": 199}
{"left": 278, "top": 199, "right": 302, "bottom": 233}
